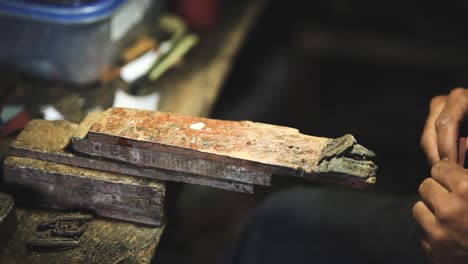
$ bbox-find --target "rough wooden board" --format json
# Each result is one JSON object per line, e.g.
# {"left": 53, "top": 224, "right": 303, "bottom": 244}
{"left": 77, "top": 114, "right": 269, "bottom": 186}
{"left": 4, "top": 156, "right": 164, "bottom": 226}
{"left": 85, "top": 108, "right": 378, "bottom": 186}
{"left": 0, "top": 208, "right": 164, "bottom": 264}
{"left": 73, "top": 138, "right": 268, "bottom": 187}
{"left": 87, "top": 108, "right": 330, "bottom": 178}
{"left": 10, "top": 119, "right": 255, "bottom": 192}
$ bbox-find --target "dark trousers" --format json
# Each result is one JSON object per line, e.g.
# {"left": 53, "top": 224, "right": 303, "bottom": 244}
{"left": 225, "top": 186, "right": 430, "bottom": 264}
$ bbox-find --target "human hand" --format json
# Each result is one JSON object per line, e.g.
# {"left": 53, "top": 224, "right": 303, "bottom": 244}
{"left": 420, "top": 88, "right": 468, "bottom": 165}
{"left": 413, "top": 160, "right": 468, "bottom": 263}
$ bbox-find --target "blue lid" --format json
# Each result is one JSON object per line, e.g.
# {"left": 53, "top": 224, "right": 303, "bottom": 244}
{"left": 0, "top": 0, "right": 127, "bottom": 23}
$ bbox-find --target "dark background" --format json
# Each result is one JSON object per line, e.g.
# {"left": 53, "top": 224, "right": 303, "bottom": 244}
{"left": 214, "top": 0, "right": 468, "bottom": 192}
{"left": 159, "top": 0, "right": 468, "bottom": 263}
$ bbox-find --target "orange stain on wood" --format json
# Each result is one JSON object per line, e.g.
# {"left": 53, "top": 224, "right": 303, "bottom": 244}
{"left": 87, "top": 108, "right": 330, "bottom": 175}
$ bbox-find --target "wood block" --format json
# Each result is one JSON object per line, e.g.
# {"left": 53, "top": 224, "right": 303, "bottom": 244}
{"left": 10, "top": 119, "right": 255, "bottom": 193}
{"left": 84, "top": 108, "right": 377, "bottom": 186}
{"left": 73, "top": 138, "right": 268, "bottom": 187}
{"left": 3, "top": 156, "right": 164, "bottom": 226}
{"left": 73, "top": 111, "right": 270, "bottom": 185}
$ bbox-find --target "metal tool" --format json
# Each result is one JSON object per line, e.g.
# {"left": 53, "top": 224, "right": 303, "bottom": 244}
{"left": 37, "top": 214, "right": 93, "bottom": 231}
{"left": 26, "top": 237, "right": 80, "bottom": 252}
{"left": 51, "top": 220, "right": 88, "bottom": 238}
{"left": 26, "top": 213, "right": 92, "bottom": 252}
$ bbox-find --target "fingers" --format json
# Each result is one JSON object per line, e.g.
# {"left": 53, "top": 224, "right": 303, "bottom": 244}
{"left": 435, "top": 88, "right": 468, "bottom": 162}
{"left": 420, "top": 238, "right": 434, "bottom": 262}
{"left": 421, "top": 238, "right": 445, "bottom": 264}
{"left": 430, "top": 161, "right": 468, "bottom": 249}
{"left": 413, "top": 201, "right": 444, "bottom": 244}
{"left": 431, "top": 160, "right": 464, "bottom": 192}
{"left": 419, "top": 177, "right": 451, "bottom": 214}
{"left": 413, "top": 201, "right": 468, "bottom": 256}
{"left": 421, "top": 95, "right": 447, "bottom": 164}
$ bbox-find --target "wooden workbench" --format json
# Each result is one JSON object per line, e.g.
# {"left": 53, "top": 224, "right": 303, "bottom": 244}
{"left": 0, "top": 0, "right": 264, "bottom": 263}
{"left": 1, "top": 209, "right": 164, "bottom": 264}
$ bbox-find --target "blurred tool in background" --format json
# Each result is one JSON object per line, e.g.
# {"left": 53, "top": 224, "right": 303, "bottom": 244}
{"left": 0, "top": 0, "right": 201, "bottom": 132}
{"left": 177, "top": 0, "right": 220, "bottom": 31}
{"left": 0, "top": 0, "right": 163, "bottom": 85}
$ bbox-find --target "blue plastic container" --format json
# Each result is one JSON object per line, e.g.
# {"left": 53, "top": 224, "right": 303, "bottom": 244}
{"left": 0, "top": 0, "right": 159, "bottom": 84}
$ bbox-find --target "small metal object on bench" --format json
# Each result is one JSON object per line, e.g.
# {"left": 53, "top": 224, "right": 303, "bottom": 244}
{"left": 37, "top": 214, "right": 92, "bottom": 238}
{"left": 0, "top": 192, "right": 17, "bottom": 250}
{"left": 26, "top": 237, "right": 80, "bottom": 252}
{"left": 51, "top": 220, "right": 87, "bottom": 238}
{"left": 37, "top": 214, "right": 93, "bottom": 231}
{"left": 26, "top": 213, "right": 93, "bottom": 252}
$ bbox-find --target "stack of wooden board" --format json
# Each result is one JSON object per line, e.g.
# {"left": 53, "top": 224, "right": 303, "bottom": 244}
{"left": 4, "top": 114, "right": 166, "bottom": 226}
{"left": 3, "top": 107, "right": 378, "bottom": 226}
{"left": 72, "top": 108, "right": 377, "bottom": 187}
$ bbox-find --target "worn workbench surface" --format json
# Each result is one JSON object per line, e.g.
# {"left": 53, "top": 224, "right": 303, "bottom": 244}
{"left": 0, "top": 0, "right": 264, "bottom": 263}
{"left": 0, "top": 209, "right": 164, "bottom": 264}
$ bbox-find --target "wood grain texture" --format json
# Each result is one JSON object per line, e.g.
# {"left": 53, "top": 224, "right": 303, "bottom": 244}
{"left": 3, "top": 156, "right": 164, "bottom": 226}
{"left": 10, "top": 119, "right": 255, "bottom": 192}
{"left": 73, "top": 138, "right": 268, "bottom": 186}
{"left": 87, "top": 108, "right": 330, "bottom": 178}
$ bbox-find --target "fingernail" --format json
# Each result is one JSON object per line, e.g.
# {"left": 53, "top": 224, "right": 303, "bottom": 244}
{"left": 442, "top": 157, "right": 449, "bottom": 161}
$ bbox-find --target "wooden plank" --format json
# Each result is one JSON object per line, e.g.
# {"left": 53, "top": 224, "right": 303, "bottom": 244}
{"left": 0, "top": 208, "right": 164, "bottom": 264}
{"left": 73, "top": 138, "right": 268, "bottom": 186}
{"left": 85, "top": 108, "right": 377, "bottom": 186}
{"left": 10, "top": 119, "right": 255, "bottom": 192}
{"left": 73, "top": 111, "right": 270, "bottom": 185}
{"left": 3, "top": 156, "right": 164, "bottom": 226}
{"left": 87, "top": 108, "right": 328, "bottom": 176}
